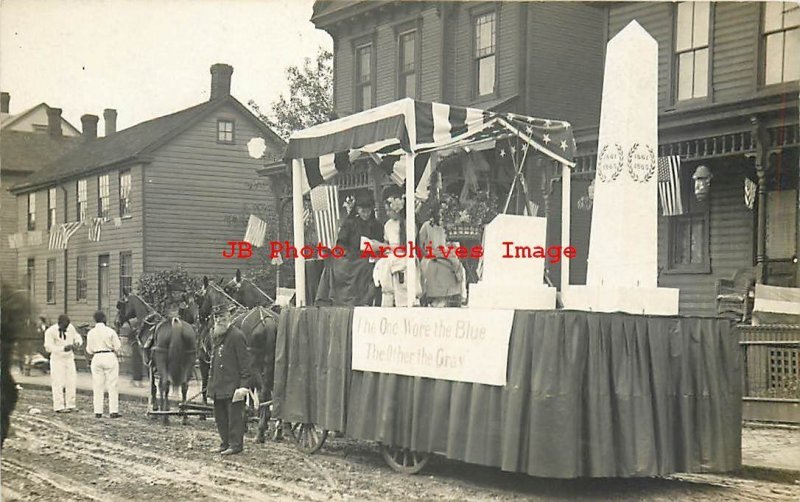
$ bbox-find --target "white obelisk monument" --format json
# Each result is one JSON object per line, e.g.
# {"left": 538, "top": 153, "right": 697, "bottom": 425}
{"left": 561, "top": 20, "right": 679, "bottom": 315}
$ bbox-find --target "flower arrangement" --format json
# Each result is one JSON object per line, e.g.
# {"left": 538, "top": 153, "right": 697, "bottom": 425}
{"left": 439, "top": 191, "right": 499, "bottom": 238}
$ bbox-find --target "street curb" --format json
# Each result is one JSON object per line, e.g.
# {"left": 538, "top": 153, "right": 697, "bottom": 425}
{"left": 17, "top": 382, "right": 150, "bottom": 404}
{"left": 736, "top": 465, "right": 800, "bottom": 485}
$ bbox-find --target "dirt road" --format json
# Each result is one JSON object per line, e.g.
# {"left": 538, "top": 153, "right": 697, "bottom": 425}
{"left": 2, "top": 389, "right": 798, "bottom": 501}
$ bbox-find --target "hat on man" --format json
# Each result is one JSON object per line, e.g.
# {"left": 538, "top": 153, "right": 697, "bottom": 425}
{"left": 382, "top": 185, "right": 404, "bottom": 201}
{"left": 354, "top": 191, "right": 375, "bottom": 209}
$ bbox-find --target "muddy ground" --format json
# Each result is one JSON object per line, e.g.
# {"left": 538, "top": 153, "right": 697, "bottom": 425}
{"left": 2, "top": 389, "right": 798, "bottom": 501}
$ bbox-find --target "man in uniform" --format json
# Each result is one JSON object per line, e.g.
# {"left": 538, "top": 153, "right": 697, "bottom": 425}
{"left": 43, "top": 314, "right": 83, "bottom": 413}
{"left": 207, "top": 308, "right": 252, "bottom": 455}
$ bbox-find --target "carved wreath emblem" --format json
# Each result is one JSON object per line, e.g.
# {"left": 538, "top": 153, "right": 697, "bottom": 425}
{"left": 627, "top": 143, "right": 656, "bottom": 183}
{"left": 597, "top": 143, "right": 624, "bottom": 183}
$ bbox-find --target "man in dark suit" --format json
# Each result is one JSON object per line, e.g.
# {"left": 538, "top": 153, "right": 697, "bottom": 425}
{"left": 207, "top": 309, "right": 252, "bottom": 455}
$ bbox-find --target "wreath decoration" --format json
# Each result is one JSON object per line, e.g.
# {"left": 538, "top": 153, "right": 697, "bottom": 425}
{"left": 597, "top": 143, "right": 624, "bottom": 183}
{"left": 627, "top": 143, "right": 656, "bottom": 183}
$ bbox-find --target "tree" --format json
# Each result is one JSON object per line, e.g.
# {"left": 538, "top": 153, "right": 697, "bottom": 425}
{"left": 137, "top": 266, "right": 203, "bottom": 315}
{"left": 249, "top": 47, "right": 335, "bottom": 141}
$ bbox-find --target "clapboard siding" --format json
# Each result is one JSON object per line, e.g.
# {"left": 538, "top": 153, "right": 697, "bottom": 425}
{"left": 144, "top": 102, "right": 282, "bottom": 278}
{"left": 527, "top": 2, "right": 604, "bottom": 129}
{"left": 419, "top": 8, "right": 442, "bottom": 102}
{"left": 608, "top": 2, "right": 673, "bottom": 109}
{"left": 657, "top": 160, "right": 754, "bottom": 316}
{"left": 332, "top": 3, "right": 441, "bottom": 114}
{"left": 334, "top": 38, "right": 354, "bottom": 114}
{"left": 713, "top": 2, "right": 760, "bottom": 101}
{"left": 3, "top": 172, "right": 27, "bottom": 286}
{"left": 15, "top": 164, "right": 145, "bottom": 322}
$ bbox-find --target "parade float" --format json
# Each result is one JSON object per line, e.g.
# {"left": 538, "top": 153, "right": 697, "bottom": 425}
{"left": 271, "top": 22, "right": 741, "bottom": 477}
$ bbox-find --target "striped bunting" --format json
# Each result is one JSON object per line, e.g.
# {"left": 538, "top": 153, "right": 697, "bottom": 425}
{"left": 243, "top": 215, "right": 268, "bottom": 247}
{"left": 88, "top": 218, "right": 103, "bottom": 242}
{"left": 310, "top": 184, "right": 340, "bottom": 249}
{"left": 300, "top": 151, "right": 353, "bottom": 195}
{"left": 293, "top": 100, "right": 577, "bottom": 195}
{"left": 48, "top": 222, "right": 84, "bottom": 250}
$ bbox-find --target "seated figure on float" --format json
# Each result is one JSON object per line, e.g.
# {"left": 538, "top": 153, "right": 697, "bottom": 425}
{"left": 314, "top": 191, "right": 383, "bottom": 306}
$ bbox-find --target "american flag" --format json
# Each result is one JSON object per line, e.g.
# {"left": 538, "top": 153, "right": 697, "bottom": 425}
{"left": 310, "top": 184, "right": 340, "bottom": 249}
{"left": 243, "top": 215, "right": 268, "bottom": 247}
{"left": 657, "top": 156, "right": 684, "bottom": 216}
{"left": 88, "top": 218, "right": 103, "bottom": 242}
{"left": 48, "top": 222, "right": 84, "bottom": 250}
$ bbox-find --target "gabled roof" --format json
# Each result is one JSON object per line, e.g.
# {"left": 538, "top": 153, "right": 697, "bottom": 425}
{"left": 0, "top": 103, "right": 82, "bottom": 135}
{"left": 12, "top": 96, "right": 284, "bottom": 193}
{"left": 1, "top": 130, "right": 82, "bottom": 174}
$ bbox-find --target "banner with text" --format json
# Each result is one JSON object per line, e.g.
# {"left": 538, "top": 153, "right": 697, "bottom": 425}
{"left": 352, "top": 307, "right": 515, "bottom": 386}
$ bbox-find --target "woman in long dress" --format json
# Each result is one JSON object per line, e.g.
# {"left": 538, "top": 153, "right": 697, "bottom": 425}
{"left": 418, "top": 203, "right": 464, "bottom": 307}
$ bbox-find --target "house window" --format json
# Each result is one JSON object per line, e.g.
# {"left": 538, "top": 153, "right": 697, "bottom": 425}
{"left": 355, "top": 43, "right": 373, "bottom": 111}
{"left": 119, "top": 170, "right": 132, "bottom": 218}
{"left": 77, "top": 179, "right": 87, "bottom": 222}
{"left": 120, "top": 251, "right": 132, "bottom": 298}
{"left": 47, "top": 188, "right": 56, "bottom": 231}
{"left": 217, "top": 120, "right": 234, "bottom": 143}
{"left": 26, "top": 258, "right": 35, "bottom": 302}
{"left": 474, "top": 11, "right": 497, "bottom": 97}
{"left": 76, "top": 255, "right": 87, "bottom": 301}
{"left": 675, "top": 1, "right": 710, "bottom": 101}
{"left": 27, "top": 193, "right": 36, "bottom": 231}
{"left": 46, "top": 258, "right": 56, "bottom": 304}
{"left": 398, "top": 29, "right": 417, "bottom": 99}
{"left": 97, "top": 174, "right": 110, "bottom": 220}
{"left": 668, "top": 173, "right": 710, "bottom": 272}
{"left": 763, "top": 2, "right": 800, "bottom": 85}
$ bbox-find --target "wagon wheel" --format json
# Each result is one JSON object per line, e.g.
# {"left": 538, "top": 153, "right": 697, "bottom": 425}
{"left": 269, "top": 420, "right": 296, "bottom": 442}
{"left": 380, "top": 445, "right": 430, "bottom": 475}
{"left": 291, "top": 423, "right": 328, "bottom": 454}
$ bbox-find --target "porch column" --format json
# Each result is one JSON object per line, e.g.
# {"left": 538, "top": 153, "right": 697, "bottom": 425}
{"left": 292, "top": 159, "right": 306, "bottom": 306}
{"left": 560, "top": 162, "right": 571, "bottom": 291}
{"left": 756, "top": 167, "right": 768, "bottom": 284}
{"left": 405, "top": 152, "right": 417, "bottom": 305}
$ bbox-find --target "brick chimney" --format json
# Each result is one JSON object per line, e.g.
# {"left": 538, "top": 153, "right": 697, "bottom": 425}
{"left": 46, "top": 107, "right": 63, "bottom": 137}
{"left": 103, "top": 108, "right": 117, "bottom": 136}
{"left": 1, "top": 92, "right": 9, "bottom": 113}
{"left": 81, "top": 114, "right": 98, "bottom": 140}
{"left": 210, "top": 64, "right": 233, "bottom": 100}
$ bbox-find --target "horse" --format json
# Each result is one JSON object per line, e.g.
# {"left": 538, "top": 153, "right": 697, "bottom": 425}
{"left": 115, "top": 293, "right": 197, "bottom": 424}
{"left": 201, "top": 275, "right": 279, "bottom": 442}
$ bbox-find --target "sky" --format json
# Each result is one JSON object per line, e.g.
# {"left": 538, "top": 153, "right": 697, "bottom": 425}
{"left": 0, "top": 0, "right": 332, "bottom": 133}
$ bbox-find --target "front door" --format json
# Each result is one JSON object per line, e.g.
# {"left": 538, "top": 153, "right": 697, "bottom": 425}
{"left": 98, "top": 254, "right": 110, "bottom": 311}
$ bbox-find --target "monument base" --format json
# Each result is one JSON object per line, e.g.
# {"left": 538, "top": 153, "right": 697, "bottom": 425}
{"left": 560, "top": 286, "right": 679, "bottom": 315}
{"left": 469, "top": 283, "right": 556, "bottom": 310}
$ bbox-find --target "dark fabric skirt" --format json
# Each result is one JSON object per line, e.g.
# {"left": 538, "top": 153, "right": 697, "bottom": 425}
{"left": 314, "top": 256, "right": 377, "bottom": 307}
{"left": 274, "top": 307, "right": 741, "bottom": 478}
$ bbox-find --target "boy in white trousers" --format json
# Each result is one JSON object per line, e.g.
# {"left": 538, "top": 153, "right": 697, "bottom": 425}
{"left": 85, "top": 311, "right": 122, "bottom": 418}
{"left": 43, "top": 314, "right": 83, "bottom": 413}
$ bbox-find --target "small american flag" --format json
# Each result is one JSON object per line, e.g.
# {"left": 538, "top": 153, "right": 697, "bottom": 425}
{"left": 657, "top": 156, "right": 684, "bottom": 216}
{"left": 243, "top": 215, "right": 267, "bottom": 247}
{"left": 48, "top": 222, "right": 84, "bottom": 250}
{"left": 310, "top": 184, "right": 340, "bottom": 249}
{"left": 88, "top": 218, "right": 103, "bottom": 242}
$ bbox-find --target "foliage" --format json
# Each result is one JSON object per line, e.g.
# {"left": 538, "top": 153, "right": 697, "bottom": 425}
{"left": 136, "top": 266, "right": 202, "bottom": 315}
{"left": 439, "top": 191, "right": 500, "bottom": 232}
{"left": 249, "top": 47, "right": 335, "bottom": 141}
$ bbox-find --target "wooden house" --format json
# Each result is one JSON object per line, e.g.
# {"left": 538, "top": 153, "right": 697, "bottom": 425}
{"left": 308, "top": 1, "right": 798, "bottom": 317}
{"left": 10, "top": 64, "right": 285, "bottom": 322}
{"left": 1, "top": 94, "right": 82, "bottom": 286}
